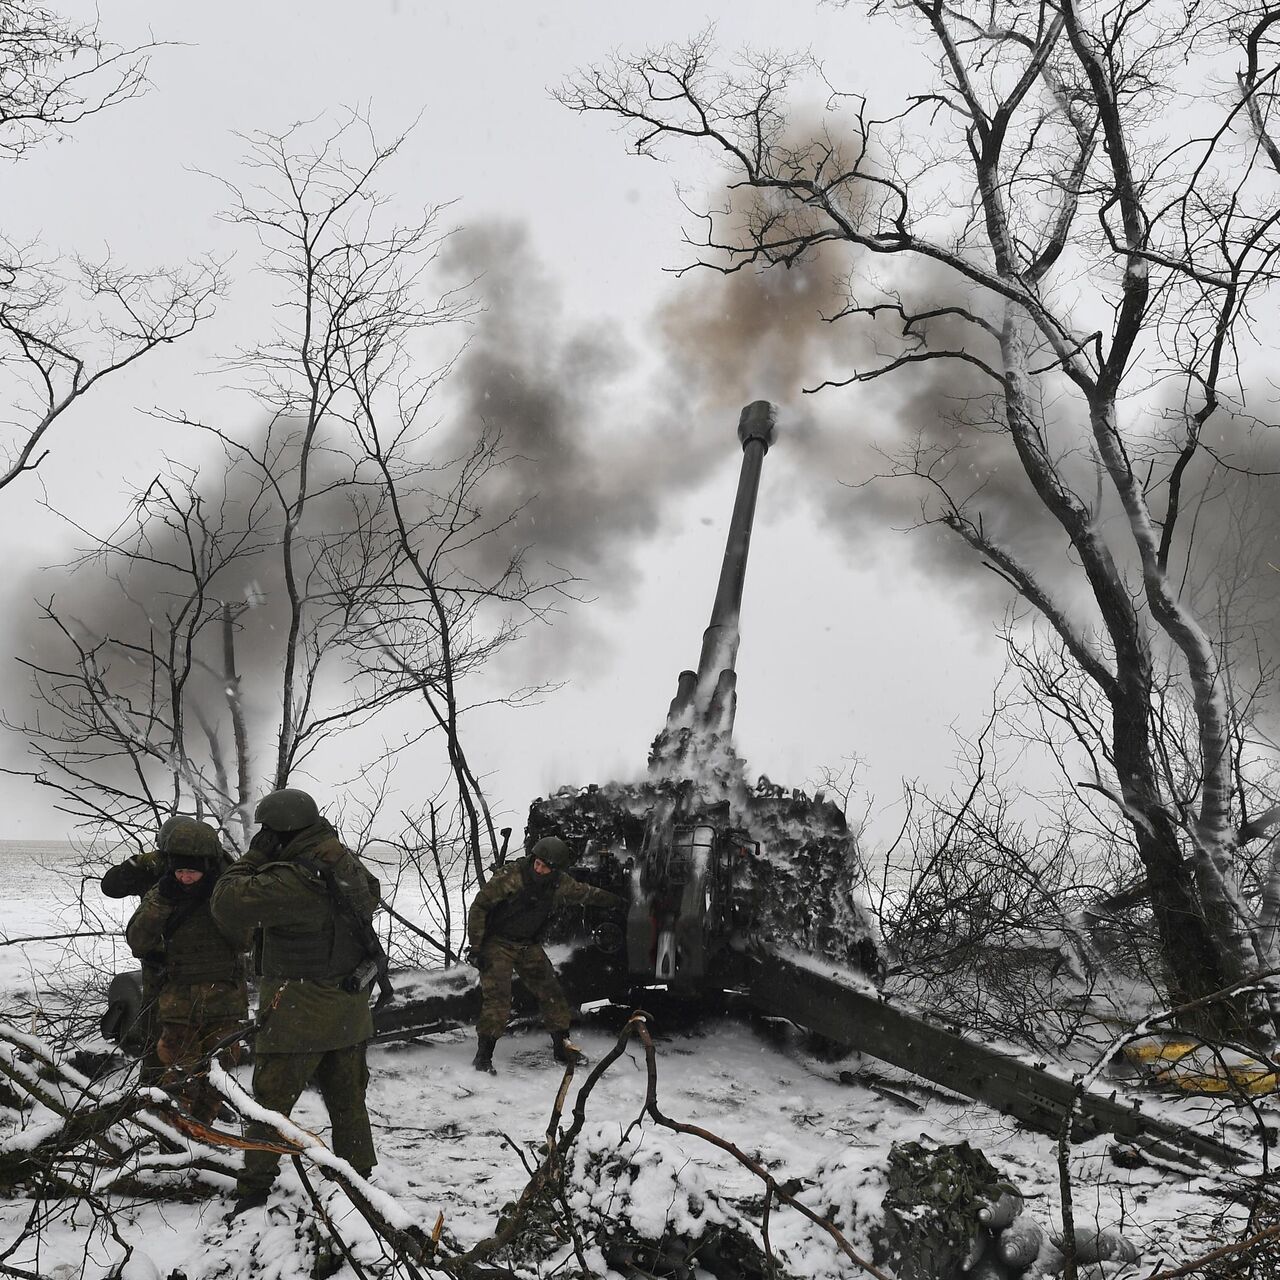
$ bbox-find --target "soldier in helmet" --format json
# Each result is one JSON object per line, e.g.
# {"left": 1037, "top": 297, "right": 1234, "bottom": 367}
{"left": 125, "top": 817, "right": 249, "bottom": 1120}
{"left": 466, "top": 834, "right": 624, "bottom": 1074}
{"left": 104, "top": 815, "right": 234, "bottom": 1086}
{"left": 211, "top": 787, "right": 382, "bottom": 1215}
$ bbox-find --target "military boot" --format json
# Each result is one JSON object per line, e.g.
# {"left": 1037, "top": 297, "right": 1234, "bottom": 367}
{"left": 550, "top": 1031, "right": 585, "bottom": 1066}
{"left": 225, "top": 1189, "right": 270, "bottom": 1222}
{"left": 472, "top": 1034, "right": 497, "bottom": 1074}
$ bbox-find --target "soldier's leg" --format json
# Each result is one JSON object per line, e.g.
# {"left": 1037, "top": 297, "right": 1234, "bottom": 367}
{"left": 156, "top": 1021, "right": 220, "bottom": 1117}
{"left": 476, "top": 940, "right": 518, "bottom": 1040}
{"left": 187, "top": 1020, "right": 241, "bottom": 1122}
{"left": 513, "top": 944, "right": 571, "bottom": 1033}
{"left": 155, "top": 1022, "right": 199, "bottom": 1096}
{"left": 313, "top": 1042, "right": 375, "bottom": 1175}
{"left": 238, "top": 1050, "right": 320, "bottom": 1195}
{"left": 136, "top": 979, "right": 164, "bottom": 1087}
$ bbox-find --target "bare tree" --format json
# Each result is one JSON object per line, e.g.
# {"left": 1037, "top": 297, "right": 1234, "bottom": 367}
{"left": 0, "top": 3, "right": 221, "bottom": 491}
{"left": 0, "top": 2, "right": 151, "bottom": 161}
{"left": 11, "top": 116, "right": 572, "bottom": 898}
{"left": 561, "top": 3, "right": 1280, "bottom": 1037}
{"left": 8, "top": 457, "right": 275, "bottom": 847}
{"left": 344, "top": 366, "right": 574, "bottom": 886}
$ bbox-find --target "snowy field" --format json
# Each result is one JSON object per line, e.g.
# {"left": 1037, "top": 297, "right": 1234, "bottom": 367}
{"left": 1, "top": 843, "right": 1273, "bottom": 1278}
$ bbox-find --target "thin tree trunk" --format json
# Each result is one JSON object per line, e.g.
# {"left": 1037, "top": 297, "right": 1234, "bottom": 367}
{"left": 222, "top": 603, "right": 252, "bottom": 849}
{"left": 429, "top": 803, "right": 453, "bottom": 965}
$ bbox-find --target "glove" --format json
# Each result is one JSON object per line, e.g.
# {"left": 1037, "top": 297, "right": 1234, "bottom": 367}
{"left": 156, "top": 872, "right": 184, "bottom": 902}
{"left": 248, "top": 827, "right": 282, "bottom": 860}
{"left": 465, "top": 945, "right": 485, "bottom": 971}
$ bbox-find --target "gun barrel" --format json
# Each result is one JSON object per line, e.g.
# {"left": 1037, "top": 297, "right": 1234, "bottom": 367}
{"left": 690, "top": 400, "right": 777, "bottom": 726}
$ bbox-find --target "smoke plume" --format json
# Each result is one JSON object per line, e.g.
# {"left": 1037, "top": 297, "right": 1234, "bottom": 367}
{"left": 439, "top": 223, "right": 730, "bottom": 586}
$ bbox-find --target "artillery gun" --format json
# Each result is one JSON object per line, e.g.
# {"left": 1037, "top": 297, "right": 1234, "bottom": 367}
{"left": 523, "top": 400, "right": 878, "bottom": 997}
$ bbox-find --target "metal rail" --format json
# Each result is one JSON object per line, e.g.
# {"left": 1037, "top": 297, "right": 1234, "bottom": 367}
{"left": 743, "top": 952, "right": 1246, "bottom": 1169}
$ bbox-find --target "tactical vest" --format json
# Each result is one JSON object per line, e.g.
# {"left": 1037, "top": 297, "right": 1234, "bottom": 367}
{"left": 164, "top": 900, "right": 244, "bottom": 986}
{"left": 260, "top": 828, "right": 374, "bottom": 982}
{"left": 486, "top": 860, "right": 562, "bottom": 942}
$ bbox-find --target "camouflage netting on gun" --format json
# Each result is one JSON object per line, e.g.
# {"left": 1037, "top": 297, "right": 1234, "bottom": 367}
{"left": 743, "top": 777, "right": 881, "bottom": 974}
{"left": 525, "top": 765, "right": 880, "bottom": 974}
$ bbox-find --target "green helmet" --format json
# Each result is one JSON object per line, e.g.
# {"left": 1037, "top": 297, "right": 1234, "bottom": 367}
{"left": 157, "top": 815, "right": 186, "bottom": 849}
{"left": 254, "top": 787, "right": 320, "bottom": 833}
{"left": 531, "top": 835, "right": 574, "bottom": 870}
{"left": 157, "top": 816, "right": 222, "bottom": 862}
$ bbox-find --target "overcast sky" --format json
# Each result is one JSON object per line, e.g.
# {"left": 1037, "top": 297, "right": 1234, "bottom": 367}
{"left": 1, "top": 1, "right": 1009, "bottom": 846}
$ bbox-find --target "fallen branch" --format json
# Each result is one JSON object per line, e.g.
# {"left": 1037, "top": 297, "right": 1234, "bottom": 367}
{"left": 632, "top": 1017, "right": 893, "bottom": 1280}
{"left": 208, "top": 1061, "right": 443, "bottom": 1271}
{"left": 292, "top": 1155, "right": 379, "bottom": 1280}
{"left": 1143, "top": 1221, "right": 1280, "bottom": 1278}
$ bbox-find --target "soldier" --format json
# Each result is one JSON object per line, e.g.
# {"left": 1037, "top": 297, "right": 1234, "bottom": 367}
{"left": 102, "top": 816, "right": 226, "bottom": 1086}
{"left": 210, "top": 787, "right": 383, "bottom": 1216}
{"left": 125, "top": 818, "right": 249, "bottom": 1121}
{"left": 467, "top": 834, "right": 624, "bottom": 1074}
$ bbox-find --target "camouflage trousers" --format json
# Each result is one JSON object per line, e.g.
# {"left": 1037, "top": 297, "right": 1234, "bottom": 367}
{"left": 477, "top": 938, "right": 571, "bottom": 1040}
{"left": 156, "top": 1019, "right": 243, "bottom": 1122}
{"left": 238, "top": 1043, "right": 375, "bottom": 1195}
{"left": 135, "top": 971, "right": 164, "bottom": 1087}
{"left": 136, "top": 1001, "right": 165, "bottom": 1089}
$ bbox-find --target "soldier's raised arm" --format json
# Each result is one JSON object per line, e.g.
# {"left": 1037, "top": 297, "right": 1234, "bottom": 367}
{"left": 101, "top": 850, "right": 163, "bottom": 899}
{"left": 210, "top": 857, "right": 325, "bottom": 934}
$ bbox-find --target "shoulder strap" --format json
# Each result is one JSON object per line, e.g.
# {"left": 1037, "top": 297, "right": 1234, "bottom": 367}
{"left": 294, "top": 854, "right": 394, "bottom": 1009}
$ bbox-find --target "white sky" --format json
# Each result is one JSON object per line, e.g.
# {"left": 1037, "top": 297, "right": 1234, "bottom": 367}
{"left": 0, "top": 1, "right": 1008, "bottom": 845}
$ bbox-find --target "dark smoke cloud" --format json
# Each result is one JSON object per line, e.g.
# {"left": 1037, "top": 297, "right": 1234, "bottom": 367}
{"left": 651, "top": 237, "right": 1084, "bottom": 628}
{"left": 436, "top": 222, "right": 743, "bottom": 678}
{"left": 437, "top": 199, "right": 1090, "bottom": 667}
{"left": 9, "top": 428, "right": 385, "bottom": 801}
{"left": 439, "top": 222, "right": 650, "bottom": 578}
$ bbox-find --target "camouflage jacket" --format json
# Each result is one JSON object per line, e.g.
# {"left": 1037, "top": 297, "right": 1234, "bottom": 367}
{"left": 210, "top": 822, "right": 381, "bottom": 1053}
{"left": 468, "top": 857, "right": 624, "bottom": 948}
{"left": 126, "top": 888, "right": 250, "bottom": 1026}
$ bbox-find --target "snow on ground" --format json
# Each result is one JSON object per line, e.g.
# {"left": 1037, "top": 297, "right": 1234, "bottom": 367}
{"left": 1, "top": 843, "right": 1272, "bottom": 1278}
{"left": 3, "top": 1016, "right": 1267, "bottom": 1277}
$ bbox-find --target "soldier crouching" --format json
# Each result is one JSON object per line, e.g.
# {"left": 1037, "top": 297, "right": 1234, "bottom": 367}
{"left": 211, "top": 787, "right": 383, "bottom": 1216}
{"left": 124, "top": 818, "right": 248, "bottom": 1122}
{"left": 467, "top": 835, "right": 624, "bottom": 1074}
